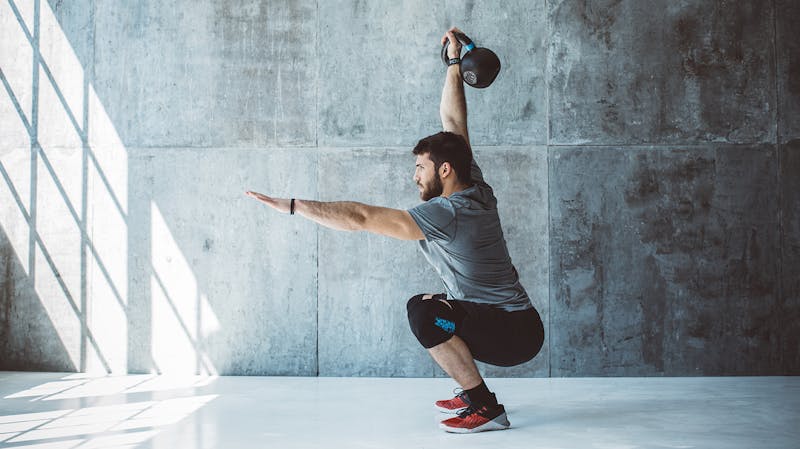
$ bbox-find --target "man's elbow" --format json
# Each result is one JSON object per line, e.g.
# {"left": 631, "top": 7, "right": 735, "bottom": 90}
{"left": 442, "top": 118, "right": 468, "bottom": 135}
{"left": 349, "top": 208, "right": 369, "bottom": 232}
{"left": 440, "top": 113, "right": 460, "bottom": 127}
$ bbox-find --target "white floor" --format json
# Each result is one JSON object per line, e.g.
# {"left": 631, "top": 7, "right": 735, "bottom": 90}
{"left": 0, "top": 372, "right": 797, "bottom": 449}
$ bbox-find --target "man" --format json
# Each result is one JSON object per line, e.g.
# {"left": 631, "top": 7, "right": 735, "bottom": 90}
{"left": 246, "top": 27, "right": 544, "bottom": 433}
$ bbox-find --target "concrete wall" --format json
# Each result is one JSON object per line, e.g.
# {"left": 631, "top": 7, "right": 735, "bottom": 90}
{"left": 1, "top": 0, "right": 797, "bottom": 376}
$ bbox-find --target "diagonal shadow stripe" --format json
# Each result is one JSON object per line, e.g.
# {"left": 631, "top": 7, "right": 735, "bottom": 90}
{"left": 7, "top": 0, "right": 86, "bottom": 141}
{"left": 6, "top": 0, "right": 33, "bottom": 43}
{"left": 29, "top": 228, "right": 112, "bottom": 373}
{"left": 37, "top": 149, "right": 128, "bottom": 313}
{"left": 0, "top": 161, "right": 31, "bottom": 222}
{"left": 37, "top": 55, "right": 86, "bottom": 140}
{"left": 0, "top": 68, "right": 34, "bottom": 136}
{"left": 0, "top": 408, "right": 73, "bottom": 445}
{"left": 86, "top": 148, "right": 127, "bottom": 220}
{"left": 32, "top": 378, "right": 91, "bottom": 402}
{"left": 36, "top": 149, "right": 82, "bottom": 231}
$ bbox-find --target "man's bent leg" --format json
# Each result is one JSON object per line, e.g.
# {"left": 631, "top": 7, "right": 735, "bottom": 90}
{"left": 427, "top": 335, "right": 482, "bottom": 389}
{"left": 407, "top": 294, "right": 481, "bottom": 387}
{"left": 407, "top": 295, "right": 509, "bottom": 432}
{"left": 406, "top": 295, "right": 495, "bottom": 405}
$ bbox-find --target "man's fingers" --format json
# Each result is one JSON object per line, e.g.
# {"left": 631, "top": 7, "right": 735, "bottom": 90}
{"left": 246, "top": 191, "right": 292, "bottom": 215}
{"left": 446, "top": 30, "right": 457, "bottom": 45}
{"left": 442, "top": 28, "right": 458, "bottom": 45}
{"left": 442, "top": 27, "right": 465, "bottom": 46}
{"left": 246, "top": 191, "right": 273, "bottom": 205}
{"left": 246, "top": 190, "right": 264, "bottom": 200}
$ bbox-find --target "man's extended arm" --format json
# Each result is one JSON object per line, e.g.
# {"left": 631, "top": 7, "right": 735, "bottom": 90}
{"left": 245, "top": 191, "right": 424, "bottom": 241}
{"left": 440, "top": 27, "right": 470, "bottom": 149}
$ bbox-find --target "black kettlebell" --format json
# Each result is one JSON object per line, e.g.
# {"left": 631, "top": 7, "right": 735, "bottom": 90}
{"left": 441, "top": 31, "right": 501, "bottom": 88}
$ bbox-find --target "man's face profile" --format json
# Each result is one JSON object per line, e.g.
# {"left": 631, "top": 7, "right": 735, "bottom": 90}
{"left": 414, "top": 153, "right": 444, "bottom": 201}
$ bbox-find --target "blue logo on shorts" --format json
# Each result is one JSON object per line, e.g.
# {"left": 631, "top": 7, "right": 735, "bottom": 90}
{"left": 434, "top": 317, "right": 456, "bottom": 334}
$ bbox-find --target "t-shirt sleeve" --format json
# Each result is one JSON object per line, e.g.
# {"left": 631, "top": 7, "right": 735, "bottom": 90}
{"left": 471, "top": 158, "right": 489, "bottom": 188}
{"left": 407, "top": 197, "right": 457, "bottom": 242}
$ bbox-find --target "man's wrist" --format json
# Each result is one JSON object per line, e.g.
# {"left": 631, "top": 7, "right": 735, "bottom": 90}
{"left": 446, "top": 64, "right": 462, "bottom": 77}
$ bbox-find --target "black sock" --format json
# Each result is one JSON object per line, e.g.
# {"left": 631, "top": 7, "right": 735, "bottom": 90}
{"left": 465, "top": 381, "right": 497, "bottom": 407}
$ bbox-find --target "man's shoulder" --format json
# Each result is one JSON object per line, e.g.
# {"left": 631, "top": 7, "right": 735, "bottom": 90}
{"left": 408, "top": 196, "right": 458, "bottom": 242}
{"left": 410, "top": 196, "right": 456, "bottom": 213}
{"left": 450, "top": 184, "right": 496, "bottom": 211}
{"left": 408, "top": 196, "right": 457, "bottom": 226}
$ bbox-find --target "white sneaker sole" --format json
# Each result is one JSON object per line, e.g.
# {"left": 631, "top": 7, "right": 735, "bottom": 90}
{"left": 439, "top": 413, "right": 511, "bottom": 433}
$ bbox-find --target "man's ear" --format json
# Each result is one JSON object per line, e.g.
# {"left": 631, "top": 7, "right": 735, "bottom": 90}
{"left": 439, "top": 162, "right": 452, "bottom": 178}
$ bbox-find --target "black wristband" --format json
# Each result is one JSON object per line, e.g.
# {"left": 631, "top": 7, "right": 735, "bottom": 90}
{"left": 290, "top": 198, "right": 295, "bottom": 215}
{"left": 447, "top": 57, "right": 461, "bottom": 66}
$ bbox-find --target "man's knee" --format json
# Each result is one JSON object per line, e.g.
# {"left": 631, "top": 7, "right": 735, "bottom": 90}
{"left": 406, "top": 295, "right": 457, "bottom": 349}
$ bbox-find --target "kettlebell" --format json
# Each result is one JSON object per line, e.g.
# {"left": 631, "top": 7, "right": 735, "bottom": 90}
{"left": 441, "top": 31, "right": 501, "bottom": 88}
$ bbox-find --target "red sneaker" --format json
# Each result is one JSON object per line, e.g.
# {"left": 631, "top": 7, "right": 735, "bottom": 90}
{"left": 439, "top": 404, "right": 511, "bottom": 433}
{"left": 435, "top": 389, "right": 471, "bottom": 414}
{"left": 435, "top": 390, "right": 497, "bottom": 414}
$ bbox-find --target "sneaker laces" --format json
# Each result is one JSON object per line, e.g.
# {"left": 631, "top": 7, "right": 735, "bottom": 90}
{"left": 452, "top": 388, "right": 470, "bottom": 403}
{"left": 457, "top": 405, "right": 477, "bottom": 418}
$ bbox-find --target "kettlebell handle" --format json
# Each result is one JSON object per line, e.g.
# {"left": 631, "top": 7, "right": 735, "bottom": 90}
{"left": 441, "top": 31, "right": 476, "bottom": 65}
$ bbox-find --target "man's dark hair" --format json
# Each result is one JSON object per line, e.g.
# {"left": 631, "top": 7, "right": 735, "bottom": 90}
{"left": 412, "top": 131, "right": 473, "bottom": 185}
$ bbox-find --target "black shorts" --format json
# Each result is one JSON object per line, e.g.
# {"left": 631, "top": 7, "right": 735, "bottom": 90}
{"left": 406, "top": 294, "right": 545, "bottom": 367}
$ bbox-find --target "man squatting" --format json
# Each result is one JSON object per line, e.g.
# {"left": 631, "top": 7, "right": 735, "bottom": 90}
{"left": 247, "top": 27, "right": 544, "bottom": 433}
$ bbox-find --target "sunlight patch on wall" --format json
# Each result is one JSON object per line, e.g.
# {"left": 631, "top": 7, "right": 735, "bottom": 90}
{"left": 151, "top": 202, "right": 219, "bottom": 375}
{"left": 86, "top": 84, "right": 129, "bottom": 373}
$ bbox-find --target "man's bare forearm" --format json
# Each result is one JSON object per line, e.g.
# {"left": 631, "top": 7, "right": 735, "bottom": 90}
{"left": 440, "top": 65, "right": 469, "bottom": 141}
{"left": 246, "top": 191, "right": 423, "bottom": 240}
{"left": 294, "top": 199, "right": 367, "bottom": 231}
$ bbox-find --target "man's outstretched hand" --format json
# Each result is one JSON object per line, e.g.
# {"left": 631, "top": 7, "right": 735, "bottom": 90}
{"left": 246, "top": 191, "right": 292, "bottom": 214}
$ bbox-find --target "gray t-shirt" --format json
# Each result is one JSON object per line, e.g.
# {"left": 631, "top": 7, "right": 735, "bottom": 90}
{"left": 407, "top": 159, "right": 532, "bottom": 312}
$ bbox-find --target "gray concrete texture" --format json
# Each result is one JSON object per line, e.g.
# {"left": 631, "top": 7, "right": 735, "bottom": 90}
{"left": 549, "top": 145, "right": 786, "bottom": 376}
{"left": 549, "top": 0, "right": 776, "bottom": 145}
{"left": 780, "top": 141, "right": 800, "bottom": 372}
{"left": 1, "top": 0, "right": 798, "bottom": 376}
{"left": 777, "top": 0, "right": 800, "bottom": 143}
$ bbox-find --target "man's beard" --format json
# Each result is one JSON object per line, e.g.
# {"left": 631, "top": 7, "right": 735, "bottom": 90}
{"left": 419, "top": 174, "right": 444, "bottom": 201}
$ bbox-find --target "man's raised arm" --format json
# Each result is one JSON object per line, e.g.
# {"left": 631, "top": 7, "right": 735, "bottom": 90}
{"left": 440, "top": 27, "right": 470, "bottom": 149}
